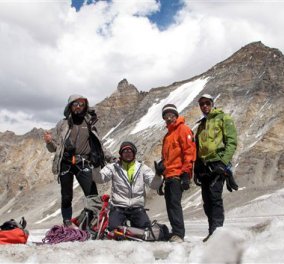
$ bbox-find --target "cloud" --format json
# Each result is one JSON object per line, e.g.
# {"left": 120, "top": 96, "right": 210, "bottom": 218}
{"left": 0, "top": 109, "right": 54, "bottom": 135}
{"left": 0, "top": 0, "right": 283, "bottom": 134}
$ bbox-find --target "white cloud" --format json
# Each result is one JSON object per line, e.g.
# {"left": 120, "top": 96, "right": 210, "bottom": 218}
{"left": 0, "top": 109, "right": 54, "bottom": 135}
{"left": 0, "top": 0, "right": 283, "bottom": 134}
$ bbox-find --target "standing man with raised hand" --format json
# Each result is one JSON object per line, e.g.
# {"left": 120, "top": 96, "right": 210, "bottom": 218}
{"left": 194, "top": 94, "right": 238, "bottom": 242}
{"left": 44, "top": 94, "right": 105, "bottom": 227}
{"left": 155, "top": 104, "right": 196, "bottom": 243}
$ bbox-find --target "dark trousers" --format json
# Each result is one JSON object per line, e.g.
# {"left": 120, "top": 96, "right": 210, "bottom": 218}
{"left": 201, "top": 176, "right": 224, "bottom": 235}
{"left": 164, "top": 178, "right": 185, "bottom": 238}
{"left": 108, "top": 206, "right": 151, "bottom": 231}
{"left": 59, "top": 162, "right": 98, "bottom": 220}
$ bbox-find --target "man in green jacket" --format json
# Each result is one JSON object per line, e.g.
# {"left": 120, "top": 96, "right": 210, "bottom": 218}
{"left": 194, "top": 94, "right": 238, "bottom": 242}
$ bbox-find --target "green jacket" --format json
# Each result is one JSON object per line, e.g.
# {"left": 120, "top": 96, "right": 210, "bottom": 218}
{"left": 196, "top": 108, "right": 237, "bottom": 165}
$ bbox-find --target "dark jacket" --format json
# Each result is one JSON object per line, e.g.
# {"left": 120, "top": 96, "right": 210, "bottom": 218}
{"left": 46, "top": 94, "right": 105, "bottom": 175}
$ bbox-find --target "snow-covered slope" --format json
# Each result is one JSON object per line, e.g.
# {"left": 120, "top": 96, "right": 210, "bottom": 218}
{"left": 1, "top": 188, "right": 284, "bottom": 263}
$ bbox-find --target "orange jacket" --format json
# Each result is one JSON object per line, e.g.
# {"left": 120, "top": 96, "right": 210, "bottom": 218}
{"left": 162, "top": 116, "right": 196, "bottom": 178}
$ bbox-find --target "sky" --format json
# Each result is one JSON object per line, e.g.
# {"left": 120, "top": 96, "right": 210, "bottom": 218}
{"left": 0, "top": 0, "right": 284, "bottom": 134}
{"left": 1, "top": 188, "right": 284, "bottom": 263}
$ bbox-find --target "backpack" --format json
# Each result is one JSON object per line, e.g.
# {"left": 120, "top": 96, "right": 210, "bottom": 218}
{"left": 72, "top": 195, "right": 170, "bottom": 242}
{"left": 0, "top": 217, "right": 29, "bottom": 245}
{"left": 72, "top": 194, "right": 110, "bottom": 239}
{"left": 110, "top": 220, "right": 170, "bottom": 242}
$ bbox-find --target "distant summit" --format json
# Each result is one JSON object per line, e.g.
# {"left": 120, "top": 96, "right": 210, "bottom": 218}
{"left": 95, "top": 79, "right": 146, "bottom": 136}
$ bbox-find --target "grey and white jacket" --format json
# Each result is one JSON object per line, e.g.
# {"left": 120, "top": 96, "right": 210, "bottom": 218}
{"left": 93, "top": 160, "right": 163, "bottom": 208}
{"left": 46, "top": 94, "right": 105, "bottom": 175}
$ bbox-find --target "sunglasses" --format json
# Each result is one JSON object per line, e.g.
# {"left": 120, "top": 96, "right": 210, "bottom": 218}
{"left": 122, "top": 148, "right": 133, "bottom": 154}
{"left": 72, "top": 101, "right": 86, "bottom": 107}
{"left": 199, "top": 101, "right": 212, "bottom": 107}
{"left": 163, "top": 112, "right": 177, "bottom": 120}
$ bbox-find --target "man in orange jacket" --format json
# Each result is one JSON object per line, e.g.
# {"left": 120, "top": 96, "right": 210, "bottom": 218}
{"left": 156, "top": 104, "right": 196, "bottom": 242}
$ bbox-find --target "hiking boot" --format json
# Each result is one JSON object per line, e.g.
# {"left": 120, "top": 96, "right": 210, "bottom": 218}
{"left": 202, "top": 233, "right": 211, "bottom": 243}
{"left": 63, "top": 219, "right": 73, "bottom": 227}
{"left": 169, "top": 235, "right": 184, "bottom": 243}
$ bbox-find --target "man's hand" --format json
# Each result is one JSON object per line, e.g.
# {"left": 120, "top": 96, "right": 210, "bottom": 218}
{"left": 43, "top": 131, "right": 52, "bottom": 144}
{"left": 209, "top": 161, "right": 238, "bottom": 192}
{"left": 105, "top": 154, "right": 117, "bottom": 163}
{"left": 225, "top": 174, "right": 239, "bottom": 192}
{"left": 154, "top": 160, "right": 165, "bottom": 176}
{"left": 157, "top": 180, "right": 165, "bottom": 196}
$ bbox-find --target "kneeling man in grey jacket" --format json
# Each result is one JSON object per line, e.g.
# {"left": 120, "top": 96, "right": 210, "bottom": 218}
{"left": 93, "top": 141, "right": 162, "bottom": 230}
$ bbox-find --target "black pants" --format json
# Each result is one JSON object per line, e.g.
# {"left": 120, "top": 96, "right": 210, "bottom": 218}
{"left": 164, "top": 178, "right": 184, "bottom": 238}
{"left": 108, "top": 206, "right": 151, "bottom": 231}
{"left": 59, "top": 161, "right": 98, "bottom": 221}
{"left": 201, "top": 176, "right": 225, "bottom": 235}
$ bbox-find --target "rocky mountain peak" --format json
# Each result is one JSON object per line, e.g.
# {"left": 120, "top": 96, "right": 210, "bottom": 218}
{"left": 116, "top": 78, "right": 138, "bottom": 93}
{"left": 23, "top": 128, "right": 45, "bottom": 140}
{"left": 0, "top": 130, "right": 17, "bottom": 140}
{"left": 211, "top": 41, "right": 283, "bottom": 71}
{"left": 95, "top": 79, "right": 147, "bottom": 136}
{"left": 237, "top": 41, "right": 282, "bottom": 57}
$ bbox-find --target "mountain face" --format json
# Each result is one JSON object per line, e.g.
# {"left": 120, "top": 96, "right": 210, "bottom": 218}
{"left": 0, "top": 41, "right": 283, "bottom": 226}
{"left": 95, "top": 79, "right": 147, "bottom": 136}
{"left": 200, "top": 42, "right": 284, "bottom": 187}
{"left": 0, "top": 129, "right": 53, "bottom": 198}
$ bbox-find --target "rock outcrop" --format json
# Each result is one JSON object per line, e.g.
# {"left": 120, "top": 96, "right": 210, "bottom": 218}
{"left": 95, "top": 79, "right": 147, "bottom": 136}
{"left": 0, "top": 129, "right": 53, "bottom": 201}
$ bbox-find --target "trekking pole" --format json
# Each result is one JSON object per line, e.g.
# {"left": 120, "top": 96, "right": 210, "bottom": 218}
{"left": 82, "top": 211, "right": 98, "bottom": 239}
{"left": 86, "top": 223, "right": 98, "bottom": 238}
{"left": 79, "top": 213, "right": 88, "bottom": 230}
{"left": 96, "top": 216, "right": 105, "bottom": 240}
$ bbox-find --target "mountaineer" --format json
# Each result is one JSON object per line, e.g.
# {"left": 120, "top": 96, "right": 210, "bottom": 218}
{"left": 155, "top": 104, "right": 196, "bottom": 243}
{"left": 194, "top": 94, "right": 238, "bottom": 242}
{"left": 44, "top": 94, "right": 105, "bottom": 226}
{"left": 93, "top": 141, "right": 163, "bottom": 231}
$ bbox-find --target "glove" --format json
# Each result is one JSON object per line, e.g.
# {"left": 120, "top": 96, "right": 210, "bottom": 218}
{"left": 105, "top": 154, "right": 117, "bottom": 163}
{"left": 209, "top": 161, "right": 238, "bottom": 192}
{"left": 180, "top": 172, "right": 190, "bottom": 190}
{"left": 194, "top": 173, "right": 202, "bottom": 186}
{"left": 157, "top": 180, "right": 165, "bottom": 196}
{"left": 154, "top": 160, "right": 165, "bottom": 176}
{"left": 225, "top": 173, "right": 238, "bottom": 192}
